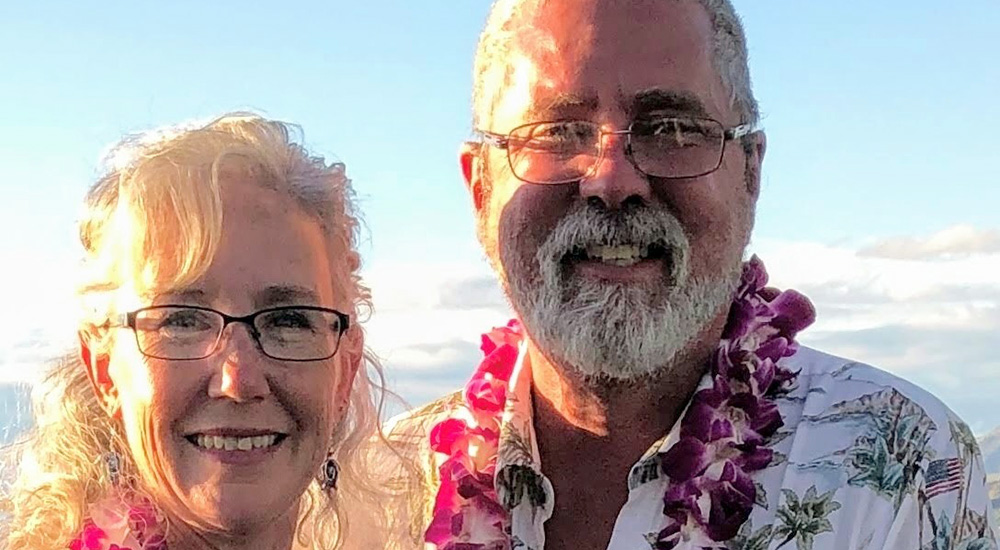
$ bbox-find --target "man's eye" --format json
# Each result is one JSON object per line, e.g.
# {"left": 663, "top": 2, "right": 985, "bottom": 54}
{"left": 535, "top": 126, "right": 571, "bottom": 141}
{"left": 536, "top": 123, "right": 593, "bottom": 141}
{"left": 637, "top": 119, "right": 719, "bottom": 146}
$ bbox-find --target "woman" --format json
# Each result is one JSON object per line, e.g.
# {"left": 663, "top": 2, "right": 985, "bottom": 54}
{"left": 1, "top": 114, "right": 402, "bottom": 549}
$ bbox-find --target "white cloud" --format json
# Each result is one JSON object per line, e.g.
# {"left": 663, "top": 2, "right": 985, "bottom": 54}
{"left": 359, "top": 231, "right": 1000, "bottom": 433}
{"left": 857, "top": 224, "right": 1000, "bottom": 260}
{"left": 3, "top": 227, "right": 998, "bottom": 434}
{"left": 0, "top": 250, "right": 78, "bottom": 384}
{"left": 358, "top": 260, "right": 513, "bottom": 414}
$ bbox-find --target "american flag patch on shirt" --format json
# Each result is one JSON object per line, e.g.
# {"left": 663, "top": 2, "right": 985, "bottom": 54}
{"left": 925, "top": 458, "right": 965, "bottom": 498}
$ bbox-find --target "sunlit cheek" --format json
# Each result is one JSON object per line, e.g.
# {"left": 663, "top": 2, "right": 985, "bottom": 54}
{"left": 105, "top": 288, "right": 158, "bottom": 405}
{"left": 309, "top": 354, "right": 350, "bottom": 459}
{"left": 109, "top": 341, "right": 157, "bottom": 406}
{"left": 106, "top": 340, "right": 171, "bottom": 486}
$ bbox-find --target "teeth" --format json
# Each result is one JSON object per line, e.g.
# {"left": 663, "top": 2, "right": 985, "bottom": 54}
{"left": 193, "top": 433, "right": 280, "bottom": 451}
{"left": 585, "top": 244, "right": 647, "bottom": 266}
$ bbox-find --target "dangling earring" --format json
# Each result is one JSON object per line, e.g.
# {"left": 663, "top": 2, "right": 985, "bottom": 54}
{"left": 321, "top": 452, "right": 340, "bottom": 491}
{"left": 105, "top": 451, "right": 122, "bottom": 487}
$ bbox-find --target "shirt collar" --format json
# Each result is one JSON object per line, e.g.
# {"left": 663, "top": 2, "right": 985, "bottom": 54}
{"left": 490, "top": 342, "right": 714, "bottom": 548}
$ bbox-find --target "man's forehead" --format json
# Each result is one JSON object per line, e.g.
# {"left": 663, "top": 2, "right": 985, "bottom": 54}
{"left": 487, "top": 0, "right": 722, "bottom": 126}
{"left": 491, "top": 50, "right": 722, "bottom": 127}
{"left": 510, "top": 0, "right": 710, "bottom": 46}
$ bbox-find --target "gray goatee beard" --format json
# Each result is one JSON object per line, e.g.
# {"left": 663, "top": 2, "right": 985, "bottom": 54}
{"left": 502, "top": 203, "right": 744, "bottom": 383}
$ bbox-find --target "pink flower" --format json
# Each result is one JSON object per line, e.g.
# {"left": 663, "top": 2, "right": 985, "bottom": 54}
{"left": 465, "top": 330, "right": 520, "bottom": 417}
{"left": 465, "top": 375, "right": 508, "bottom": 416}
{"left": 69, "top": 522, "right": 108, "bottom": 550}
{"left": 430, "top": 418, "right": 474, "bottom": 455}
{"left": 479, "top": 321, "right": 522, "bottom": 357}
{"left": 70, "top": 495, "right": 163, "bottom": 550}
{"left": 426, "top": 486, "right": 507, "bottom": 549}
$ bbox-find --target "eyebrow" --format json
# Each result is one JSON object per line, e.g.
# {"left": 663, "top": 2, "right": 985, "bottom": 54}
{"left": 631, "top": 88, "right": 711, "bottom": 118}
{"left": 523, "top": 88, "right": 712, "bottom": 125}
{"left": 255, "top": 285, "right": 322, "bottom": 308}
{"left": 154, "top": 288, "right": 208, "bottom": 305}
{"left": 526, "top": 92, "right": 600, "bottom": 121}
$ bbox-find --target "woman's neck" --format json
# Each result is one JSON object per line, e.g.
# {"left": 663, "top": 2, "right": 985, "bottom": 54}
{"left": 168, "top": 508, "right": 299, "bottom": 550}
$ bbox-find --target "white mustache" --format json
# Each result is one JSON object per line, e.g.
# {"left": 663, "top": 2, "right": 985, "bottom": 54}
{"left": 536, "top": 203, "right": 690, "bottom": 280}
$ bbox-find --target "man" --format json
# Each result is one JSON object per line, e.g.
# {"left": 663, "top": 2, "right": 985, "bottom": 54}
{"left": 386, "top": 1, "right": 996, "bottom": 549}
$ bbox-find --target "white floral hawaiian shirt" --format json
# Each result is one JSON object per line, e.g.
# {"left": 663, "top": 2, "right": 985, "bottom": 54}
{"left": 386, "top": 344, "right": 997, "bottom": 550}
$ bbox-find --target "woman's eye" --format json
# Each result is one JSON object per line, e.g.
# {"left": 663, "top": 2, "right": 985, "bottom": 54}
{"left": 147, "top": 309, "right": 216, "bottom": 336}
{"left": 264, "top": 311, "right": 316, "bottom": 330}
{"left": 161, "top": 311, "right": 211, "bottom": 330}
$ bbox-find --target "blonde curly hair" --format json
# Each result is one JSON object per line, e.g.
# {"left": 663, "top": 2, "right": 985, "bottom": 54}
{"left": 0, "top": 113, "right": 409, "bottom": 549}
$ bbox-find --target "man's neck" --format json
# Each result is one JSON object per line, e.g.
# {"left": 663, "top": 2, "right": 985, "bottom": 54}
{"left": 529, "top": 311, "right": 726, "bottom": 453}
{"left": 527, "top": 314, "right": 727, "bottom": 550}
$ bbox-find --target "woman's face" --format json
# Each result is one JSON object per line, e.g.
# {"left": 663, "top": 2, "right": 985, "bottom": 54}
{"left": 94, "top": 179, "right": 358, "bottom": 533}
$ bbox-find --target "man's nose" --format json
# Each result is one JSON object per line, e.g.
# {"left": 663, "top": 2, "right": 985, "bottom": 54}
{"left": 577, "top": 132, "right": 652, "bottom": 210}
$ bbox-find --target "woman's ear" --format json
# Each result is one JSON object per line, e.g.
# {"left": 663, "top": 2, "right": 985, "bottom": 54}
{"left": 334, "top": 327, "right": 364, "bottom": 411}
{"left": 79, "top": 330, "right": 121, "bottom": 418}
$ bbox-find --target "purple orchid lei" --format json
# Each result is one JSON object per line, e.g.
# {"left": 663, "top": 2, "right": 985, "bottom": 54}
{"left": 68, "top": 495, "right": 167, "bottom": 550}
{"left": 424, "top": 256, "right": 815, "bottom": 550}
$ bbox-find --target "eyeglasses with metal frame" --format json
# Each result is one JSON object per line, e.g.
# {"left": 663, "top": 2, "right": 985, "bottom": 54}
{"left": 478, "top": 116, "right": 756, "bottom": 185}
{"left": 111, "top": 305, "right": 351, "bottom": 362}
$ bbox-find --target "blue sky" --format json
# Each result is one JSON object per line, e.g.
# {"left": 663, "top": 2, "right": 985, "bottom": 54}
{"left": 1, "top": 2, "right": 998, "bottom": 430}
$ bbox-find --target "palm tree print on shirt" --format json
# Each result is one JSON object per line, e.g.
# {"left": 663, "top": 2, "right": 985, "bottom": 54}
{"left": 771, "top": 486, "right": 842, "bottom": 550}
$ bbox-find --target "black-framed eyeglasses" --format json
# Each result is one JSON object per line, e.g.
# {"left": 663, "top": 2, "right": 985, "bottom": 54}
{"left": 111, "top": 305, "right": 351, "bottom": 362}
{"left": 479, "top": 116, "right": 756, "bottom": 185}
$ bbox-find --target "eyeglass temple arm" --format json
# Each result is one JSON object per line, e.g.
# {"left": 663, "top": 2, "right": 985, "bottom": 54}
{"left": 725, "top": 123, "right": 757, "bottom": 141}
{"left": 107, "top": 312, "right": 131, "bottom": 329}
{"left": 479, "top": 131, "right": 510, "bottom": 150}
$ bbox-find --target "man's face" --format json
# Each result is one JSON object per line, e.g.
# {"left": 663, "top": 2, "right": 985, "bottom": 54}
{"left": 467, "top": 0, "right": 763, "bottom": 381}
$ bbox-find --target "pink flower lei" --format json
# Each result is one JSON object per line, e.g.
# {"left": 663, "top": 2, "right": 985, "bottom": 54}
{"left": 68, "top": 495, "right": 167, "bottom": 550}
{"left": 424, "top": 256, "right": 815, "bottom": 549}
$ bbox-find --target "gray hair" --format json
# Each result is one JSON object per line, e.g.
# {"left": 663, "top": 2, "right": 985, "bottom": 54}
{"left": 471, "top": 0, "right": 760, "bottom": 130}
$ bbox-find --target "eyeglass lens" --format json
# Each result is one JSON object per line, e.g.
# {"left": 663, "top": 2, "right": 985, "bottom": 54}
{"left": 132, "top": 306, "right": 345, "bottom": 361}
{"left": 505, "top": 117, "right": 727, "bottom": 183}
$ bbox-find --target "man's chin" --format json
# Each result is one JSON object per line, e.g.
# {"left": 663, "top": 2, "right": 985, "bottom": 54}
{"left": 511, "top": 273, "right": 740, "bottom": 384}
{"left": 517, "top": 303, "right": 686, "bottom": 382}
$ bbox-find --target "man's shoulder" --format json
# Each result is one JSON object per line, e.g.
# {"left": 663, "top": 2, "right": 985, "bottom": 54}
{"left": 787, "top": 345, "right": 968, "bottom": 436}
{"left": 780, "top": 347, "right": 996, "bottom": 546}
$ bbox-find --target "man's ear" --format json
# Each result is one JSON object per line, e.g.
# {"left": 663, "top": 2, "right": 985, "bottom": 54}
{"left": 79, "top": 331, "right": 120, "bottom": 418}
{"left": 460, "top": 141, "right": 488, "bottom": 214}
{"left": 744, "top": 131, "right": 767, "bottom": 198}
